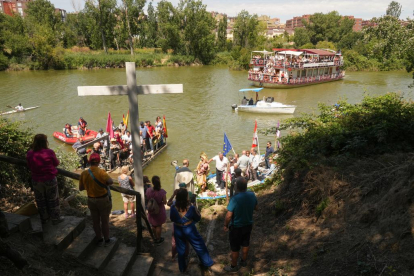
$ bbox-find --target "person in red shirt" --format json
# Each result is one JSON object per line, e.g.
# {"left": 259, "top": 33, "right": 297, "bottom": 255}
{"left": 78, "top": 117, "right": 87, "bottom": 137}
{"left": 146, "top": 121, "right": 155, "bottom": 152}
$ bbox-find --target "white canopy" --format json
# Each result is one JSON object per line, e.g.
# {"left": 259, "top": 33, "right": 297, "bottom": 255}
{"left": 252, "top": 50, "right": 273, "bottom": 54}
{"left": 278, "top": 51, "right": 303, "bottom": 56}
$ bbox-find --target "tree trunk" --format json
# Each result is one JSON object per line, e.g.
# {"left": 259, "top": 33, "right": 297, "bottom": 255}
{"left": 123, "top": 1, "right": 134, "bottom": 56}
{"left": 98, "top": 0, "right": 108, "bottom": 54}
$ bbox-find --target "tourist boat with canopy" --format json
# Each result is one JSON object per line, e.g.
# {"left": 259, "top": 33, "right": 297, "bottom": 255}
{"left": 232, "top": 88, "right": 296, "bottom": 114}
{"left": 248, "top": 48, "right": 344, "bottom": 88}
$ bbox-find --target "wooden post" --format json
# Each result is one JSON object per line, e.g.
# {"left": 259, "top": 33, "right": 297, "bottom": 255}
{"left": 126, "top": 62, "right": 145, "bottom": 209}
{"left": 136, "top": 195, "right": 142, "bottom": 253}
{"left": 225, "top": 163, "right": 229, "bottom": 204}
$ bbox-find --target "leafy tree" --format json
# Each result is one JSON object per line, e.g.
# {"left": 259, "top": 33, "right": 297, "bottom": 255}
{"left": 386, "top": 1, "right": 402, "bottom": 18}
{"left": 315, "top": 40, "right": 336, "bottom": 50}
{"left": 156, "top": 0, "right": 181, "bottom": 53}
{"left": 1, "top": 14, "right": 31, "bottom": 60}
{"left": 293, "top": 27, "right": 310, "bottom": 48}
{"left": 337, "top": 31, "right": 363, "bottom": 50}
{"left": 25, "top": 0, "right": 61, "bottom": 31}
{"left": 363, "top": 15, "right": 410, "bottom": 62}
{"left": 121, "top": 0, "right": 146, "bottom": 54}
{"left": 304, "top": 11, "right": 354, "bottom": 44}
{"left": 232, "top": 10, "right": 258, "bottom": 48}
{"left": 142, "top": 2, "right": 158, "bottom": 47}
{"left": 216, "top": 14, "right": 227, "bottom": 51}
{"left": 84, "top": 0, "right": 117, "bottom": 53}
{"left": 180, "top": 0, "right": 216, "bottom": 63}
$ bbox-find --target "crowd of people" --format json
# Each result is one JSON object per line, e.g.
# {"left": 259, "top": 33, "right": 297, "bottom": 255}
{"left": 23, "top": 129, "right": 275, "bottom": 273}
{"left": 69, "top": 116, "right": 166, "bottom": 171}
{"left": 193, "top": 143, "right": 276, "bottom": 195}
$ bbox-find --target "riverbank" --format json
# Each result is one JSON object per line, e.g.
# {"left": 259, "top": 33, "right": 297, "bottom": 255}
{"left": 2, "top": 47, "right": 408, "bottom": 73}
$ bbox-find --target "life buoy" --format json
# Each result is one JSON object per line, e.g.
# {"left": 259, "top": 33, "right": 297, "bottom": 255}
{"left": 259, "top": 59, "right": 264, "bottom": 65}
{"left": 288, "top": 68, "right": 292, "bottom": 71}
{"left": 282, "top": 78, "right": 287, "bottom": 84}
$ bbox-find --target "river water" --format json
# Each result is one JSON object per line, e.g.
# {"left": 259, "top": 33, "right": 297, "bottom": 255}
{"left": 1, "top": 66, "right": 413, "bottom": 210}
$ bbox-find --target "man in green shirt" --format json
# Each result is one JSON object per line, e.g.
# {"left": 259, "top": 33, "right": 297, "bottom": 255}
{"left": 223, "top": 178, "right": 258, "bottom": 272}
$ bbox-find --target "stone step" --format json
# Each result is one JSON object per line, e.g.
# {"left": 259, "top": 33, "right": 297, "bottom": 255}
{"left": 43, "top": 216, "right": 85, "bottom": 251}
{"left": 4, "top": 212, "right": 32, "bottom": 234}
{"left": 29, "top": 216, "right": 43, "bottom": 238}
{"left": 64, "top": 227, "right": 96, "bottom": 259}
{"left": 83, "top": 237, "right": 120, "bottom": 270}
{"left": 104, "top": 243, "right": 137, "bottom": 276}
{"left": 127, "top": 254, "right": 154, "bottom": 276}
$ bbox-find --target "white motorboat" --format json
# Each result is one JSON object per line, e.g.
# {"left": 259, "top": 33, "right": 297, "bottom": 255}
{"left": 232, "top": 88, "right": 296, "bottom": 114}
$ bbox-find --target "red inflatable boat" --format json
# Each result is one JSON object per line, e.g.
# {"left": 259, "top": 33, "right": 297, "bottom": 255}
{"left": 53, "top": 127, "right": 98, "bottom": 145}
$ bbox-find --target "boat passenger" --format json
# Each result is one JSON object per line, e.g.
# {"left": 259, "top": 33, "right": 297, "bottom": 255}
{"left": 146, "top": 121, "right": 155, "bottom": 153}
{"left": 64, "top": 123, "right": 73, "bottom": 138}
{"left": 73, "top": 137, "right": 87, "bottom": 170}
{"left": 109, "top": 138, "right": 121, "bottom": 170}
{"left": 15, "top": 103, "right": 24, "bottom": 111}
{"left": 78, "top": 117, "right": 87, "bottom": 137}
{"left": 248, "top": 98, "right": 254, "bottom": 105}
{"left": 241, "top": 96, "right": 248, "bottom": 105}
{"left": 118, "top": 121, "right": 126, "bottom": 133}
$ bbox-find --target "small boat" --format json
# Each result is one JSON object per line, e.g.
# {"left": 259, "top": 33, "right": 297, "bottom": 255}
{"left": 0, "top": 106, "right": 40, "bottom": 116}
{"left": 53, "top": 126, "right": 98, "bottom": 144}
{"left": 232, "top": 88, "right": 296, "bottom": 114}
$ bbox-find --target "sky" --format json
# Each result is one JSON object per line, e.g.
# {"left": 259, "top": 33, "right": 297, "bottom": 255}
{"left": 52, "top": 0, "right": 413, "bottom": 22}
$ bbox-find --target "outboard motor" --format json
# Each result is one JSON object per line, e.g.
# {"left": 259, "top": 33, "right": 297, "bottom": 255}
{"left": 231, "top": 104, "right": 238, "bottom": 109}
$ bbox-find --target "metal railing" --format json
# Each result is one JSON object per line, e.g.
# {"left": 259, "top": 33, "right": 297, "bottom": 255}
{"left": 0, "top": 154, "right": 155, "bottom": 253}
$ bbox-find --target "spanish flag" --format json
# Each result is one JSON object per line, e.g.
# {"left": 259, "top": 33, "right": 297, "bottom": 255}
{"left": 123, "top": 110, "right": 129, "bottom": 130}
{"left": 163, "top": 115, "right": 168, "bottom": 138}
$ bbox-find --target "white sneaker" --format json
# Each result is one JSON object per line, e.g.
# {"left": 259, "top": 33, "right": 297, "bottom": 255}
{"left": 104, "top": 237, "right": 117, "bottom": 247}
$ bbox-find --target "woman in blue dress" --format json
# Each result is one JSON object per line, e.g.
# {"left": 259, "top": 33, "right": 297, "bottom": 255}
{"left": 170, "top": 189, "right": 214, "bottom": 272}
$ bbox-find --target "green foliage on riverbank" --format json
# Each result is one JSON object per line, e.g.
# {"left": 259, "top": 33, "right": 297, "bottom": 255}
{"left": 0, "top": 0, "right": 413, "bottom": 80}
{"left": 268, "top": 93, "right": 414, "bottom": 175}
{"left": 0, "top": 118, "right": 78, "bottom": 199}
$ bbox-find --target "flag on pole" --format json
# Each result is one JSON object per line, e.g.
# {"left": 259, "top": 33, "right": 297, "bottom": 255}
{"left": 163, "top": 115, "right": 168, "bottom": 138}
{"left": 252, "top": 120, "right": 258, "bottom": 148}
{"left": 106, "top": 112, "right": 114, "bottom": 138}
{"left": 223, "top": 133, "right": 232, "bottom": 156}
{"left": 122, "top": 114, "right": 126, "bottom": 126}
{"left": 125, "top": 110, "right": 129, "bottom": 130}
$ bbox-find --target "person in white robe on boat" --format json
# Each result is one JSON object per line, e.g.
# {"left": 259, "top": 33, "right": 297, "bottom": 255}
{"left": 15, "top": 103, "right": 24, "bottom": 111}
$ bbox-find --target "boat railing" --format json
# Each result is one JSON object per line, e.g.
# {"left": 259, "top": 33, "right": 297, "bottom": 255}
{"left": 0, "top": 154, "right": 156, "bottom": 253}
{"left": 250, "top": 59, "right": 343, "bottom": 68}
{"left": 248, "top": 71, "right": 345, "bottom": 84}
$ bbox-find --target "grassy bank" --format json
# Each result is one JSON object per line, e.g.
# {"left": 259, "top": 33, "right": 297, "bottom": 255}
{"left": 1, "top": 46, "right": 409, "bottom": 73}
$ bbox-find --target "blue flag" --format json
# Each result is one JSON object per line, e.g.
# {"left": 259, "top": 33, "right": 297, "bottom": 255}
{"left": 223, "top": 133, "right": 232, "bottom": 156}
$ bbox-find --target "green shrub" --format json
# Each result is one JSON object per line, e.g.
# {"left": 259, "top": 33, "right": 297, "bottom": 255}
{"left": 270, "top": 93, "right": 414, "bottom": 172}
{"left": 0, "top": 53, "right": 8, "bottom": 70}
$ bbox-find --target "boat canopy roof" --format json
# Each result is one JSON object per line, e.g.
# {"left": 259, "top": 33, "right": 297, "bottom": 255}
{"left": 272, "top": 48, "right": 336, "bottom": 56}
{"left": 251, "top": 50, "right": 273, "bottom": 54}
{"left": 278, "top": 51, "right": 303, "bottom": 56}
{"left": 239, "top": 88, "right": 264, "bottom": 92}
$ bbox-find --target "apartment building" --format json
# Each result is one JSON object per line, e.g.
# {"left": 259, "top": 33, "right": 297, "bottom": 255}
{"left": 0, "top": 0, "right": 66, "bottom": 21}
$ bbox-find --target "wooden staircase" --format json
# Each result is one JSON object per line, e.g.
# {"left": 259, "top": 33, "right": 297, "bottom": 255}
{"left": 3, "top": 212, "right": 154, "bottom": 276}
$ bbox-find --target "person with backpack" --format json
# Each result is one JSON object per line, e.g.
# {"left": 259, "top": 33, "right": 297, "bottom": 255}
{"left": 79, "top": 153, "right": 116, "bottom": 247}
{"left": 145, "top": 175, "right": 167, "bottom": 244}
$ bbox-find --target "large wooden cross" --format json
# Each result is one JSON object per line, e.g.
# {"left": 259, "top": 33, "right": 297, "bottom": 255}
{"left": 78, "top": 62, "right": 183, "bottom": 206}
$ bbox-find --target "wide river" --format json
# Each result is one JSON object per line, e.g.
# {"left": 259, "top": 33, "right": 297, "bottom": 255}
{"left": 1, "top": 66, "right": 413, "bottom": 210}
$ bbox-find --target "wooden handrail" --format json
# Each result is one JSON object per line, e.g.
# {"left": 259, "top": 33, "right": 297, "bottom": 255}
{"left": 0, "top": 154, "right": 155, "bottom": 251}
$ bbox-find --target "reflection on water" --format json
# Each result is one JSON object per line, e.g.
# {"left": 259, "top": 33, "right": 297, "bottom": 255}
{"left": 1, "top": 67, "right": 413, "bottom": 210}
